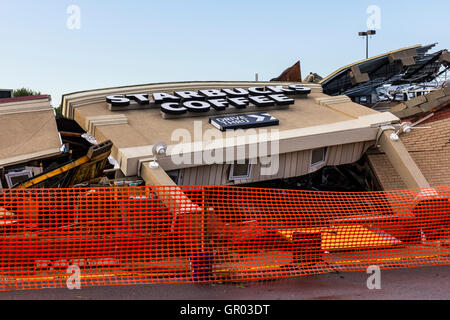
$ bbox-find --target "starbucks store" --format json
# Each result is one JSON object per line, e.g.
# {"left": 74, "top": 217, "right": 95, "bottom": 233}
{"left": 61, "top": 81, "right": 402, "bottom": 188}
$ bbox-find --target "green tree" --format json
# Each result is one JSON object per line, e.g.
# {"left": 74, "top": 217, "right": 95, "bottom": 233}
{"left": 54, "top": 105, "right": 63, "bottom": 118}
{"left": 13, "top": 87, "right": 41, "bottom": 97}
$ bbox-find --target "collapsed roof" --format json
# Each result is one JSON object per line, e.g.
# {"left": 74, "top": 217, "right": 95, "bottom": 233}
{"left": 304, "top": 72, "right": 323, "bottom": 84}
{"left": 270, "top": 61, "right": 302, "bottom": 82}
{"left": 0, "top": 95, "right": 62, "bottom": 167}
{"left": 320, "top": 44, "right": 449, "bottom": 100}
{"left": 390, "top": 85, "right": 450, "bottom": 119}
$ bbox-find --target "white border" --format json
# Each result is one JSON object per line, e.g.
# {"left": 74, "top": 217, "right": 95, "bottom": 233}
{"left": 310, "top": 147, "right": 328, "bottom": 171}
{"left": 229, "top": 163, "right": 253, "bottom": 181}
{"left": 5, "top": 170, "right": 33, "bottom": 188}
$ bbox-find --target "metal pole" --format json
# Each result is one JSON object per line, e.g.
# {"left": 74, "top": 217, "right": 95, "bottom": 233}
{"left": 359, "top": 30, "right": 375, "bottom": 60}
{"left": 366, "top": 35, "right": 369, "bottom": 59}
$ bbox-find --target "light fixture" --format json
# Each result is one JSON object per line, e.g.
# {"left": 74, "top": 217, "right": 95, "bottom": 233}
{"left": 390, "top": 133, "right": 399, "bottom": 141}
{"left": 390, "top": 119, "right": 432, "bottom": 142}
{"left": 153, "top": 142, "right": 167, "bottom": 156}
{"left": 402, "top": 124, "right": 412, "bottom": 134}
{"left": 150, "top": 142, "right": 168, "bottom": 169}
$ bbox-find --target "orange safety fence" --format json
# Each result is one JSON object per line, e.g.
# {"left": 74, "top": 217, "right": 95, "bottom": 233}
{"left": 0, "top": 185, "right": 449, "bottom": 291}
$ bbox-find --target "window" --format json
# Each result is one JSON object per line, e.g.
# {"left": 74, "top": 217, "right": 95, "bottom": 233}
{"left": 311, "top": 148, "right": 327, "bottom": 168}
{"left": 229, "top": 161, "right": 253, "bottom": 181}
{"left": 5, "top": 170, "right": 33, "bottom": 188}
{"left": 0, "top": 90, "right": 12, "bottom": 99}
{"left": 167, "top": 170, "right": 180, "bottom": 184}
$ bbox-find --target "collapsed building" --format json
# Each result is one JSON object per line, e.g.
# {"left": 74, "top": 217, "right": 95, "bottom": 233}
{"left": 0, "top": 95, "right": 62, "bottom": 188}
{"left": 60, "top": 81, "right": 434, "bottom": 193}
{"left": 320, "top": 44, "right": 449, "bottom": 108}
{"left": 0, "top": 95, "right": 113, "bottom": 189}
{"left": 3, "top": 44, "right": 448, "bottom": 193}
{"left": 11, "top": 80, "right": 446, "bottom": 284}
{"left": 1, "top": 53, "right": 449, "bottom": 289}
{"left": 369, "top": 85, "right": 450, "bottom": 190}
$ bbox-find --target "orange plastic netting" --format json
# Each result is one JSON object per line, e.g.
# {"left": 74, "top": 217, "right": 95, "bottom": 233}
{"left": 0, "top": 185, "right": 449, "bottom": 291}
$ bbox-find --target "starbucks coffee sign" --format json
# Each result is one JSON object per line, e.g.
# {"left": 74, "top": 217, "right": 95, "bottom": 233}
{"left": 105, "top": 84, "right": 311, "bottom": 119}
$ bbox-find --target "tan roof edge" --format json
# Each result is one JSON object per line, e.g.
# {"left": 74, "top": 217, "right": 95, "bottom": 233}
{"left": 61, "top": 80, "right": 321, "bottom": 107}
{"left": 140, "top": 164, "right": 203, "bottom": 246}
{"left": 141, "top": 164, "right": 201, "bottom": 211}
{"left": 378, "top": 129, "right": 430, "bottom": 189}
{"left": 0, "top": 148, "right": 61, "bottom": 168}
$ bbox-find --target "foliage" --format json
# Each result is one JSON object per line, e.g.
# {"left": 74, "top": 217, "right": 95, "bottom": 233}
{"left": 54, "top": 105, "right": 63, "bottom": 118}
{"left": 13, "top": 87, "right": 41, "bottom": 97}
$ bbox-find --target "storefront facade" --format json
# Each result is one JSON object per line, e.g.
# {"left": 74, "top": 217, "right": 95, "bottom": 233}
{"left": 62, "top": 81, "right": 400, "bottom": 187}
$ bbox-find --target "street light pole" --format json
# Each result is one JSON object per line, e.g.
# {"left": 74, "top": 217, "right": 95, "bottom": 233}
{"left": 358, "top": 30, "right": 376, "bottom": 59}
{"left": 366, "top": 34, "right": 369, "bottom": 59}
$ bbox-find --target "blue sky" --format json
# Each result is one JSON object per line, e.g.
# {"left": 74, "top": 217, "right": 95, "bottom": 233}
{"left": 1, "top": 0, "right": 449, "bottom": 106}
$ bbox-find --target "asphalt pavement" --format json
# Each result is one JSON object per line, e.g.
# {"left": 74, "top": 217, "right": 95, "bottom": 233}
{"left": 0, "top": 265, "right": 448, "bottom": 300}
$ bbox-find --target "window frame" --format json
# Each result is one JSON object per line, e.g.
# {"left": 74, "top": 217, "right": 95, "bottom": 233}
{"left": 229, "top": 162, "right": 253, "bottom": 181}
{"left": 166, "top": 170, "right": 181, "bottom": 184}
{"left": 310, "top": 147, "right": 327, "bottom": 170}
{"left": 5, "top": 170, "right": 33, "bottom": 188}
